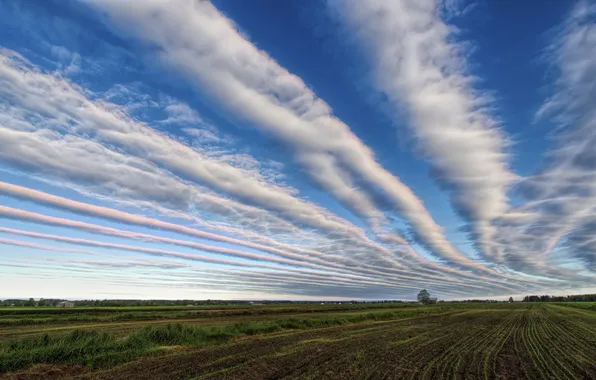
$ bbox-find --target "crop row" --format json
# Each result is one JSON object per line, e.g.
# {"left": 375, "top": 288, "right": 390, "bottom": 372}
{"left": 0, "top": 306, "right": 456, "bottom": 373}
{"left": 3, "top": 304, "right": 595, "bottom": 379}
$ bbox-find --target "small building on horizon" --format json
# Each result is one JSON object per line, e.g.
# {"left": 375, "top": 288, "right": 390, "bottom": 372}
{"left": 57, "top": 301, "right": 74, "bottom": 308}
{"left": 428, "top": 298, "right": 438, "bottom": 304}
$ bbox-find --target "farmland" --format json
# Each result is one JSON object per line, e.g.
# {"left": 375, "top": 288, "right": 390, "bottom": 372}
{"left": 1, "top": 303, "right": 596, "bottom": 379}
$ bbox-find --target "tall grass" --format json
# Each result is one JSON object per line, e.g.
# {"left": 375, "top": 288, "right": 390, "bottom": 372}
{"left": 0, "top": 311, "right": 194, "bottom": 326}
{"left": 0, "top": 330, "right": 150, "bottom": 372}
{"left": 0, "top": 306, "right": 451, "bottom": 373}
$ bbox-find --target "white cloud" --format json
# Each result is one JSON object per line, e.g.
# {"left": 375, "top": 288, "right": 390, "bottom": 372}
{"left": 496, "top": 0, "right": 596, "bottom": 274}
{"left": 0, "top": 51, "right": 366, "bottom": 241}
{"left": 182, "top": 127, "right": 221, "bottom": 144}
{"left": 101, "top": 83, "right": 159, "bottom": 112}
{"left": 328, "top": 0, "right": 516, "bottom": 265}
{"left": 2, "top": 2, "right": 575, "bottom": 296}
{"left": 2, "top": 39, "right": 490, "bottom": 292}
{"left": 439, "top": 0, "right": 477, "bottom": 20}
{"left": 1, "top": 50, "right": 422, "bottom": 280}
{"left": 163, "top": 102, "right": 200, "bottom": 124}
{"left": 0, "top": 236, "right": 95, "bottom": 255}
{"left": 0, "top": 183, "right": 538, "bottom": 293}
{"left": 49, "top": 45, "right": 82, "bottom": 75}
{"left": 84, "top": 0, "right": 497, "bottom": 274}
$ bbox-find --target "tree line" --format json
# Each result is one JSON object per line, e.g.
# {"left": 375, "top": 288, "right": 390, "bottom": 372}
{"left": 0, "top": 298, "right": 65, "bottom": 307}
{"left": 0, "top": 299, "right": 263, "bottom": 307}
{"left": 522, "top": 294, "right": 596, "bottom": 302}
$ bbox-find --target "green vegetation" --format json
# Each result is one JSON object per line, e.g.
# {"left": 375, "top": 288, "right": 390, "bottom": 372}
{"left": 522, "top": 293, "right": 596, "bottom": 302}
{"left": 417, "top": 289, "right": 430, "bottom": 304}
{"left": 551, "top": 301, "right": 596, "bottom": 312}
{"left": 0, "top": 306, "right": 450, "bottom": 373}
{"left": 1, "top": 302, "right": 595, "bottom": 379}
{"left": 0, "top": 330, "right": 149, "bottom": 372}
{"left": 0, "top": 302, "right": 414, "bottom": 327}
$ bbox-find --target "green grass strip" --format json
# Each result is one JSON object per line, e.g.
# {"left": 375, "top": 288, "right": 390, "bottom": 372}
{"left": 0, "top": 306, "right": 453, "bottom": 373}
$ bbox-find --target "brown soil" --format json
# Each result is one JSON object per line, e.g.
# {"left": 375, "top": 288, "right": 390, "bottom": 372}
{"left": 4, "top": 305, "right": 596, "bottom": 380}
{"left": 0, "top": 365, "right": 88, "bottom": 380}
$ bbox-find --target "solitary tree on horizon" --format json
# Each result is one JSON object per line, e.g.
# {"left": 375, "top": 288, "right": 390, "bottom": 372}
{"left": 509, "top": 297, "right": 514, "bottom": 303}
{"left": 417, "top": 289, "right": 430, "bottom": 304}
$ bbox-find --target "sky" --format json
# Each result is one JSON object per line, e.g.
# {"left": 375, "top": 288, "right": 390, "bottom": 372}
{"left": 0, "top": 0, "right": 595, "bottom": 301}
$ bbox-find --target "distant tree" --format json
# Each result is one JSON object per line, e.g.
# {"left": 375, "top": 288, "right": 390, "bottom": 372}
{"left": 524, "top": 295, "right": 541, "bottom": 302}
{"left": 509, "top": 297, "right": 514, "bottom": 303}
{"left": 417, "top": 289, "right": 430, "bottom": 304}
{"left": 520, "top": 294, "right": 596, "bottom": 302}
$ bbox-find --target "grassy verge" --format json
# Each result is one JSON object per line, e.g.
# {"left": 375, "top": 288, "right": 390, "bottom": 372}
{"left": 0, "top": 306, "right": 452, "bottom": 373}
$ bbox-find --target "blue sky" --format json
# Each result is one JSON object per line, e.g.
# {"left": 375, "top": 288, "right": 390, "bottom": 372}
{"left": 0, "top": 0, "right": 595, "bottom": 300}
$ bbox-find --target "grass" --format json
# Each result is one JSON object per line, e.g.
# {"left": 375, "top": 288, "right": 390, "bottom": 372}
{"left": 0, "top": 302, "right": 415, "bottom": 326}
{"left": 0, "top": 330, "right": 150, "bottom": 372}
{"left": 3, "top": 303, "right": 596, "bottom": 379}
{"left": 555, "top": 301, "right": 596, "bottom": 312}
{"left": 0, "top": 306, "right": 452, "bottom": 373}
{"left": 0, "top": 312, "right": 196, "bottom": 326}
{"left": 0, "top": 302, "right": 411, "bottom": 315}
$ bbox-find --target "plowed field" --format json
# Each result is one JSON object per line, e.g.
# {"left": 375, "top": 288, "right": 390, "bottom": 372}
{"left": 2, "top": 304, "right": 596, "bottom": 379}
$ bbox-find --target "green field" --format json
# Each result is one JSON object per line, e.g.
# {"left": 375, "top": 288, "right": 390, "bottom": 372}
{"left": 1, "top": 303, "right": 596, "bottom": 379}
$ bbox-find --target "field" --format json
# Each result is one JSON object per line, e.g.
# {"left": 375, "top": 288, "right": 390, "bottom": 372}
{"left": 1, "top": 302, "right": 596, "bottom": 379}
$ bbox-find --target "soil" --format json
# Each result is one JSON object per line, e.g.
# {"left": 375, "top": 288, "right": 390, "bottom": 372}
{"left": 1, "top": 365, "right": 88, "bottom": 380}
{"left": 3, "top": 305, "right": 596, "bottom": 380}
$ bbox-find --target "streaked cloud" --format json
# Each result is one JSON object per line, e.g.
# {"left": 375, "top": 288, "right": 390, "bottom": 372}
{"left": 84, "top": 0, "right": 497, "bottom": 273}
{"left": 0, "top": 0, "right": 592, "bottom": 300}
{"left": 328, "top": 0, "right": 516, "bottom": 265}
{"left": 493, "top": 0, "right": 596, "bottom": 273}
